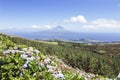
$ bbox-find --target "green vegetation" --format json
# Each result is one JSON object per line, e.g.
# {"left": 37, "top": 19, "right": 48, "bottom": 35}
{"left": 0, "top": 33, "right": 120, "bottom": 79}
{"left": 0, "top": 34, "right": 85, "bottom": 80}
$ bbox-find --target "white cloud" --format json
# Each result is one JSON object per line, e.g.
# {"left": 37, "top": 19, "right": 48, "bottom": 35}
{"left": 82, "top": 19, "right": 120, "bottom": 30}
{"left": 91, "top": 19, "right": 119, "bottom": 28}
{"left": 64, "top": 15, "right": 87, "bottom": 23}
{"left": 32, "top": 25, "right": 52, "bottom": 30}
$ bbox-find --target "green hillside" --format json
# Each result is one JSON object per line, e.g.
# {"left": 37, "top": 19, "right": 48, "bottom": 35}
{"left": 0, "top": 33, "right": 120, "bottom": 80}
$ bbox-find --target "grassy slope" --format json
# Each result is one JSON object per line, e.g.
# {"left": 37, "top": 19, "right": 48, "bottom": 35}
{"left": 0, "top": 33, "right": 120, "bottom": 79}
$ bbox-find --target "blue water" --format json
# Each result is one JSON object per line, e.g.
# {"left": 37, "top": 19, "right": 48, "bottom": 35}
{"left": 21, "top": 33, "right": 120, "bottom": 42}
{"left": 3, "top": 31, "right": 120, "bottom": 42}
{"left": 74, "top": 33, "right": 120, "bottom": 42}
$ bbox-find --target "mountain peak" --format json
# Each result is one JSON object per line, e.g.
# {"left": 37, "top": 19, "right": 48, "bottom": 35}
{"left": 53, "top": 25, "right": 64, "bottom": 30}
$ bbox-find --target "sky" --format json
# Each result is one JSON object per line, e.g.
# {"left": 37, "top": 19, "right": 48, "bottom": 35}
{"left": 0, "top": 0, "right": 120, "bottom": 33}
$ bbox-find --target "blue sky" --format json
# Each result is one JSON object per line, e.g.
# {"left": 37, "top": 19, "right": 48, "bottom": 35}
{"left": 0, "top": 0, "right": 120, "bottom": 33}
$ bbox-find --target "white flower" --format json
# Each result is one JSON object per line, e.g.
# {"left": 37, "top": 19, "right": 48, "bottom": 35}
{"left": 22, "top": 48, "right": 27, "bottom": 51}
{"left": 14, "top": 46, "right": 18, "bottom": 50}
{"left": 39, "top": 62, "right": 44, "bottom": 66}
{"left": 2, "top": 49, "right": 17, "bottom": 55}
{"left": 21, "top": 54, "right": 28, "bottom": 59}
{"left": 47, "top": 65, "right": 53, "bottom": 69}
{"left": 10, "top": 50, "right": 15, "bottom": 54}
{"left": 47, "top": 65, "right": 55, "bottom": 73}
{"left": 44, "top": 57, "right": 51, "bottom": 64}
{"left": 21, "top": 61, "right": 29, "bottom": 68}
{"left": 20, "top": 72, "right": 23, "bottom": 76}
{"left": 5, "top": 50, "right": 10, "bottom": 53}
{"left": 89, "top": 74, "right": 95, "bottom": 77}
{"left": 26, "top": 56, "right": 35, "bottom": 61}
{"left": 52, "top": 71, "right": 65, "bottom": 79}
{"left": 36, "top": 56, "right": 40, "bottom": 60}
{"left": 3, "top": 51, "right": 6, "bottom": 54}
{"left": 25, "top": 51, "right": 32, "bottom": 57}
{"left": 33, "top": 50, "right": 40, "bottom": 54}
{"left": 15, "top": 50, "right": 24, "bottom": 53}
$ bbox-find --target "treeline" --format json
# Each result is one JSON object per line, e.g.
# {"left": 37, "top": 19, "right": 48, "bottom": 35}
{"left": 1, "top": 34, "right": 120, "bottom": 78}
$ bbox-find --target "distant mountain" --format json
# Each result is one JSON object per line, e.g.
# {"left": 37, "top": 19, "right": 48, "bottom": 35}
{"left": 16, "top": 25, "right": 80, "bottom": 40}
{"left": 1, "top": 25, "right": 120, "bottom": 42}
{"left": 22, "top": 26, "right": 104, "bottom": 43}
{"left": 52, "top": 25, "right": 64, "bottom": 30}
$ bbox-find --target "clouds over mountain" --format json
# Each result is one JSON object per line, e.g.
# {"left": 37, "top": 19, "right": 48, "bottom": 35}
{"left": 32, "top": 25, "right": 52, "bottom": 30}
{"left": 30, "top": 15, "right": 120, "bottom": 33}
